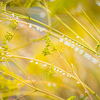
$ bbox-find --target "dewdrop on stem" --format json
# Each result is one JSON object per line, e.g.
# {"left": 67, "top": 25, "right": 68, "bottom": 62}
{"left": 74, "top": 47, "right": 79, "bottom": 52}
{"left": 79, "top": 50, "right": 84, "bottom": 54}
{"left": 63, "top": 73, "right": 65, "bottom": 75}
{"left": 57, "top": 69, "right": 59, "bottom": 72}
{"left": 12, "top": 14, "right": 14, "bottom": 17}
{"left": 44, "top": 64, "right": 47, "bottom": 66}
{"left": 52, "top": 83, "right": 56, "bottom": 87}
{"left": 76, "top": 36, "right": 79, "bottom": 38}
{"left": 59, "top": 38, "right": 63, "bottom": 42}
{"left": 67, "top": 75, "right": 69, "bottom": 77}
{"left": 36, "top": 27, "right": 39, "bottom": 30}
{"left": 47, "top": 83, "right": 51, "bottom": 87}
{"left": 40, "top": 28, "right": 43, "bottom": 32}
{"left": 16, "top": 16, "right": 18, "bottom": 19}
{"left": 65, "top": 37, "right": 68, "bottom": 40}
{"left": 30, "top": 60, "right": 33, "bottom": 63}
{"left": 54, "top": 68, "right": 56, "bottom": 70}
{"left": 29, "top": 24, "right": 32, "bottom": 28}
{"left": 77, "top": 81, "right": 79, "bottom": 84}
{"left": 59, "top": 70, "right": 62, "bottom": 73}
{"left": 35, "top": 61, "right": 38, "bottom": 64}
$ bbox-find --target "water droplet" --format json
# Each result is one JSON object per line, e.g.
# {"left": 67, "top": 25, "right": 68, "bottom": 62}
{"left": 63, "top": 73, "right": 65, "bottom": 75}
{"left": 95, "top": 54, "right": 97, "bottom": 56}
{"left": 87, "top": 55, "right": 92, "bottom": 60}
{"left": 69, "top": 75, "right": 71, "bottom": 78}
{"left": 12, "top": 14, "right": 14, "bottom": 17}
{"left": 76, "top": 43, "right": 78, "bottom": 45}
{"left": 72, "top": 41, "right": 74, "bottom": 43}
{"left": 35, "top": 61, "right": 38, "bottom": 64}
{"left": 40, "top": 28, "right": 43, "bottom": 32}
{"left": 29, "top": 24, "right": 32, "bottom": 28}
{"left": 79, "top": 50, "right": 84, "bottom": 54}
{"left": 85, "top": 91, "right": 87, "bottom": 93}
{"left": 81, "top": 46, "right": 83, "bottom": 48}
{"left": 16, "top": 16, "right": 18, "bottom": 19}
{"left": 69, "top": 39, "right": 71, "bottom": 41}
{"left": 40, "top": 12, "right": 46, "bottom": 18}
{"left": 84, "top": 53, "right": 88, "bottom": 58}
{"left": 65, "top": 37, "right": 68, "bottom": 40}
{"left": 91, "top": 58, "right": 98, "bottom": 64}
{"left": 62, "top": 35, "right": 64, "bottom": 37}
{"left": 47, "top": 83, "right": 51, "bottom": 87}
{"left": 30, "top": 60, "right": 33, "bottom": 63}
{"left": 6, "top": 52, "right": 9, "bottom": 55}
{"left": 59, "top": 70, "right": 62, "bottom": 73}
{"left": 77, "top": 81, "right": 79, "bottom": 84}
{"left": 67, "top": 75, "right": 69, "bottom": 77}
{"left": 57, "top": 69, "right": 59, "bottom": 71}
{"left": 74, "top": 47, "right": 79, "bottom": 52}
{"left": 71, "top": 44, "right": 75, "bottom": 48}
{"left": 64, "top": 41, "right": 71, "bottom": 46}
{"left": 78, "top": 44, "right": 81, "bottom": 47}
{"left": 44, "top": 64, "right": 47, "bottom": 66}
{"left": 98, "top": 55, "right": 100, "bottom": 57}
{"left": 59, "top": 38, "right": 63, "bottom": 42}
{"left": 76, "top": 36, "right": 79, "bottom": 38}
{"left": 1, "top": 57, "right": 4, "bottom": 60}
{"left": 52, "top": 83, "right": 56, "bottom": 87}
{"left": 54, "top": 68, "right": 56, "bottom": 70}
{"left": 36, "top": 27, "right": 39, "bottom": 30}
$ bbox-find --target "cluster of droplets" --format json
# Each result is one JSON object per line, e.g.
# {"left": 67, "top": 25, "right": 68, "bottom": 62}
{"left": 47, "top": 82, "right": 56, "bottom": 87}
{"left": 30, "top": 60, "right": 47, "bottom": 67}
{"left": 28, "top": 23, "right": 44, "bottom": 32}
{"left": 59, "top": 35, "right": 100, "bottom": 67}
{"left": 8, "top": 13, "right": 44, "bottom": 32}
{"left": 11, "top": 14, "right": 18, "bottom": 19}
{"left": 39, "top": 12, "right": 46, "bottom": 18}
{"left": 30, "top": 59, "right": 74, "bottom": 78}
{"left": 54, "top": 67, "right": 72, "bottom": 78}
{"left": 30, "top": 59, "right": 81, "bottom": 84}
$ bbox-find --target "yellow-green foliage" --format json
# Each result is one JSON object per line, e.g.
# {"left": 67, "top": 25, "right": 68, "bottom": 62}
{"left": 0, "top": 0, "right": 100, "bottom": 100}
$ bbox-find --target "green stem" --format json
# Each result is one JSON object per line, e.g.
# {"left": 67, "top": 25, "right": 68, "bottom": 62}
{"left": 1, "top": 10, "right": 100, "bottom": 56}
{"left": 82, "top": 10, "right": 100, "bottom": 36}
{"left": 64, "top": 9, "right": 100, "bottom": 45}
{"left": 0, "top": 70, "right": 65, "bottom": 100}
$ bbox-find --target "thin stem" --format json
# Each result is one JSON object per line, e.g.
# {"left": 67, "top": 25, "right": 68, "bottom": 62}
{"left": 53, "top": 14, "right": 95, "bottom": 51}
{"left": 64, "top": 9, "right": 99, "bottom": 45}
{"left": 1, "top": 10, "right": 100, "bottom": 56}
{"left": 58, "top": 44, "right": 99, "bottom": 100}
{"left": 82, "top": 10, "right": 100, "bottom": 36}
{"left": 10, "top": 37, "right": 44, "bottom": 52}
{"left": 43, "top": 0, "right": 52, "bottom": 33}
{"left": 5, "top": 54, "right": 100, "bottom": 100}
{"left": 73, "top": 71, "right": 92, "bottom": 100}
{"left": 0, "top": 70, "right": 65, "bottom": 100}
{"left": 57, "top": 45, "right": 92, "bottom": 100}
{"left": 14, "top": 90, "right": 36, "bottom": 100}
{"left": 11, "top": 60, "right": 36, "bottom": 87}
